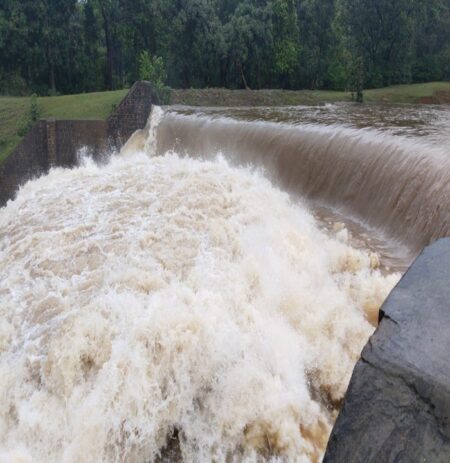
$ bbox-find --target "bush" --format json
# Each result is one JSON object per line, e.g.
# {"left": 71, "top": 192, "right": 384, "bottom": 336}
{"left": 47, "top": 88, "right": 61, "bottom": 97}
{"left": 0, "top": 72, "right": 29, "bottom": 96}
{"left": 17, "top": 94, "right": 41, "bottom": 137}
{"left": 138, "top": 51, "right": 170, "bottom": 104}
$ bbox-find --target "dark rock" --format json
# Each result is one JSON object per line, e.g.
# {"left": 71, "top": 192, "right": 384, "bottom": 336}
{"left": 324, "top": 237, "right": 450, "bottom": 462}
{"left": 155, "top": 429, "right": 183, "bottom": 463}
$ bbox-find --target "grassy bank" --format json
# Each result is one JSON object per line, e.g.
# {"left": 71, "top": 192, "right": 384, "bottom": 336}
{"left": 171, "top": 81, "right": 450, "bottom": 106}
{"left": 0, "top": 89, "right": 127, "bottom": 163}
{"left": 170, "top": 88, "right": 351, "bottom": 106}
{"left": 1, "top": 82, "right": 449, "bottom": 163}
{"left": 364, "top": 82, "right": 450, "bottom": 103}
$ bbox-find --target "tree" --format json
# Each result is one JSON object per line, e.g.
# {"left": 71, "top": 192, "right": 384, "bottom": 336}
{"left": 413, "top": 0, "right": 450, "bottom": 82}
{"left": 95, "top": 0, "right": 117, "bottom": 90}
{"left": 138, "top": 51, "right": 169, "bottom": 101}
{"left": 0, "top": 0, "right": 29, "bottom": 94}
{"left": 297, "top": 0, "right": 336, "bottom": 89}
{"left": 336, "top": 0, "right": 420, "bottom": 88}
{"left": 163, "top": 0, "right": 225, "bottom": 88}
{"left": 0, "top": 0, "right": 449, "bottom": 95}
{"left": 139, "top": 52, "right": 166, "bottom": 84}
{"left": 224, "top": 0, "right": 273, "bottom": 89}
{"left": 17, "top": 94, "right": 41, "bottom": 136}
{"left": 272, "top": 0, "right": 300, "bottom": 88}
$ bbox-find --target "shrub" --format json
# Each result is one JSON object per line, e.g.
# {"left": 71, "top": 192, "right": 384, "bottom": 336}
{"left": 17, "top": 94, "right": 41, "bottom": 137}
{"left": 0, "top": 72, "right": 29, "bottom": 96}
{"left": 138, "top": 51, "right": 170, "bottom": 104}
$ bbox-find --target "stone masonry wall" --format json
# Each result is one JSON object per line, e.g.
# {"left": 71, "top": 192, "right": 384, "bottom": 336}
{"left": 0, "top": 81, "right": 154, "bottom": 207}
{"left": 108, "top": 80, "right": 155, "bottom": 148}
{"left": 0, "top": 121, "right": 48, "bottom": 206}
{"left": 53, "top": 120, "right": 108, "bottom": 167}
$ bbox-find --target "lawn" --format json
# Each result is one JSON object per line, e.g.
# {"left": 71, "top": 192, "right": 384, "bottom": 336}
{"left": 363, "top": 81, "right": 450, "bottom": 103}
{"left": 0, "top": 89, "right": 127, "bottom": 163}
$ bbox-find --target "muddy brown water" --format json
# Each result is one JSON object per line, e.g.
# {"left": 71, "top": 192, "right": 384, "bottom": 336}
{"left": 1, "top": 102, "right": 450, "bottom": 462}
{"left": 156, "top": 102, "right": 450, "bottom": 272}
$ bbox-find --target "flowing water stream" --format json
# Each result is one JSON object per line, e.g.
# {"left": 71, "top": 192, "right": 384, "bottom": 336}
{"left": 1, "top": 102, "right": 449, "bottom": 462}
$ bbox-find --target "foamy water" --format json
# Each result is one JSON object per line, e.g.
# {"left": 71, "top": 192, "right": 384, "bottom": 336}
{"left": 0, "top": 112, "right": 399, "bottom": 462}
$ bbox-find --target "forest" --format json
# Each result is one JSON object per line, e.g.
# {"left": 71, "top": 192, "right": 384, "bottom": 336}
{"left": 0, "top": 0, "right": 449, "bottom": 96}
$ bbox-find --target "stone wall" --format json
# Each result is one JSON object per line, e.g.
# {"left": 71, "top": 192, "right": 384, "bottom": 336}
{"left": 51, "top": 120, "right": 108, "bottom": 167}
{"left": 0, "top": 81, "right": 154, "bottom": 207}
{"left": 324, "top": 237, "right": 450, "bottom": 462}
{"left": 108, "top": 80, "right": 154, "bottom": 148}
{"left": 0, "top": 121, "right": 48, "bottom": 206}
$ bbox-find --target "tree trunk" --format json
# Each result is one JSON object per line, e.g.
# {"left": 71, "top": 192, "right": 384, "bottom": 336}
{"left": 100, "top": 2, "right": 114, "bottom": 90}
{"left": 239, "top": 61, "right": 250, "bottom": 90}
{"left": 45, "top": 42, "right": 56, "bottom": 94}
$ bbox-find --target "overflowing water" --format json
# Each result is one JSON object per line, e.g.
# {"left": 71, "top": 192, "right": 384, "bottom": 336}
{"left": 1, "top": 102, "right": 450, "bottom": 462}
{"left": 158, "top": 104, "right": 450, "bottom": 257}
{"left": 173, "top": 104, "right": 450, "bottom": 146}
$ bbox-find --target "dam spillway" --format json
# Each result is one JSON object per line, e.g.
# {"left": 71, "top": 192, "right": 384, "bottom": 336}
{"left": 1, "top": 94, "right": 450, "bottom": 462}
{"left": 155, "top": 104, "right": 450, "bottom": 255}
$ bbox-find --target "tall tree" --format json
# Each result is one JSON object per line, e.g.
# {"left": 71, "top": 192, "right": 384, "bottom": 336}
{"left": 224, "top": 0, "right": 273, "bottom": 89}
{"left": 336, "top": 0, "right": 419, "bottom": 87}
{"left": 96, "top": 0, "right": 116, "bottom": 90}
{"left": 413, "top": 0, "right": 450, "bottom": 82}
{"left": 0, "top": 0, "right": 29, "bottom": 94}
{"left": 272, "top": 0, "right": 300, "bottom": 88}
{"left": 1, "top": 0, "right": 449, "bottom": 95}
{"left": 164, "top": 0, "right": 224, "bottom": 88}
{"left": 297, "top": 0, "right": 336, "bottom": 89}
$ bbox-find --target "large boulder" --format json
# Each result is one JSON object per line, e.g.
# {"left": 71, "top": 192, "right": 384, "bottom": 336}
{"left": 324, "top": 238, "right": 450, "bottom": 462}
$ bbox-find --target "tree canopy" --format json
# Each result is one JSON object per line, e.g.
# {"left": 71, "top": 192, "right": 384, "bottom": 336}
{"left": 0, "top": 0, "right": 449, "bottom": 95}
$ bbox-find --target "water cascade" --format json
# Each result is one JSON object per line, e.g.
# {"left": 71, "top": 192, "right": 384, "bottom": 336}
{"left": 154, "top": 107, "right": 450, "bottom": 254}
{"left": 3, "top": 103, "right": 449, "bottom": 462}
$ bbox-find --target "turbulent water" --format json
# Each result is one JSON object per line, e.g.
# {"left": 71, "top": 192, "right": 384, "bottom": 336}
{"left": 2, "top": 102, "right": 449, "bottom": 462}
{"left": 158, "top": 104, "right": 450, "bottom": 257}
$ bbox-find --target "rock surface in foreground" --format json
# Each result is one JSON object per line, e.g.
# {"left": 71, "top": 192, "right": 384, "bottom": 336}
{"left": 324, "top": 237, "right": 450, "bottom": 462}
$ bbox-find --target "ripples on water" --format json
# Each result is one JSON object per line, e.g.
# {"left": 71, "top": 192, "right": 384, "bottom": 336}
{"left": 157, "top": 103, "right": 450, "bottom": 269}
{"left": 172, "top": 103, "right": 450, "bottom": 146}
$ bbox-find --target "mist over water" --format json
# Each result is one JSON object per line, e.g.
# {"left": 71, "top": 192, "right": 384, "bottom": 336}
{"left": 4, "top": 102, "right": 449, "bottom": 462}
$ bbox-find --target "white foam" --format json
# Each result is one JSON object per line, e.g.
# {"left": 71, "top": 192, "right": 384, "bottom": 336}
{"left": 120, "top": 105, "right": 164, "bottom": 158}
{"left": 0, "top": 150, "right": 399, "bottom": 462}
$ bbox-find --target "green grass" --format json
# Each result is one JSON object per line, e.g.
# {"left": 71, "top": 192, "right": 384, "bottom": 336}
{"left": 38, "top": 89, "right": 128, "bottom": 119}
{"left": 0, "top": 89, "right": 127, "bottom": 163}
{"left": 0, "top": 96, "right": 29, "bottom": 163}
{"left": 171, "top": 82, "right": 450, "bottom": 106}
{"left": 363, "top": 82, "right": 450, "bottom": 103}
{"left": 170, "top": 87, "right": 352, "bottom": 106}
{"left": 1, "top": 82, "right": 449, "bottom": 163}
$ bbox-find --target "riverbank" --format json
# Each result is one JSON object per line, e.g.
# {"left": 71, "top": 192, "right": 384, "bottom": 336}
{"left": 171, "top": 82, "right": 450, "bottom": 106}
{"left": 1, "top": 82, "right": 449, "bottom": 163}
